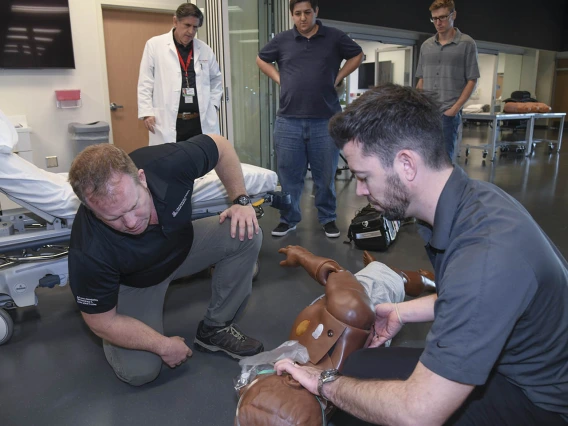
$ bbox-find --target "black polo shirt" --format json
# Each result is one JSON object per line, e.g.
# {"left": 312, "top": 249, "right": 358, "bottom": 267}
{"left": 69, "top": 135, "right": 219, "bottom": 314}
{"left": 173, "top": 31, "right": 199, "bottom": 114}
{"left": 418, "top": 166, "right": 568, "bottom": 419}
{"left": 258, "top": 20, "right": 361, "bottom": 119}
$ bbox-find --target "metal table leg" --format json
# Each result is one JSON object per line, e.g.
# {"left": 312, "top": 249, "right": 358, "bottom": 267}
{"left": 491, "top": 116, "right": 498, "bottom": 161}
{"left": 526, "top": 115, "right": 535, "bottom": 156}
{"left": 557, "top": 116, "right": 565, "bottom": 152}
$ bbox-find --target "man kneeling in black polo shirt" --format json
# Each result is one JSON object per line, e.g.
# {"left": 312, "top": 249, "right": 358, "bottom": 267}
{"left": 68, "top": 134, "right": 263, "bottom": 386}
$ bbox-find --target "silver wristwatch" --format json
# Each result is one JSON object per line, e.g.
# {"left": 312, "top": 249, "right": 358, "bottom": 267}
{"left": 318, "top": 368, "right": 341, "bottom": 401}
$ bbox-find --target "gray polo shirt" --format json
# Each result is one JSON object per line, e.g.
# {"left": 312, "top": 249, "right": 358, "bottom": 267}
{"left": 418, "top": 166, "right": 568, "bottom": 420}
{"left": 415, "top": 28, "right": 480, "bottom": 111}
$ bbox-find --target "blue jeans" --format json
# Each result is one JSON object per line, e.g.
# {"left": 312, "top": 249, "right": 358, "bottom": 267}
{"left": 274, "top": 117, "right": 339, "bottom": 226}
{"left": 442, "top": 111, "right": 462, "bottom": 162}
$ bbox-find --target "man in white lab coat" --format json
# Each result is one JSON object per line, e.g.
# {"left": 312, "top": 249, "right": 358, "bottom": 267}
{"left": 138, "top": 3, "right": 223, "bottom": 146}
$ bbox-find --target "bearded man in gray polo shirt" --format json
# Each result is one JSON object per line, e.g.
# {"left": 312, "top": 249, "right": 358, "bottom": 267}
{"left": 416, "top": 0, "right": 480, "bottom": 162}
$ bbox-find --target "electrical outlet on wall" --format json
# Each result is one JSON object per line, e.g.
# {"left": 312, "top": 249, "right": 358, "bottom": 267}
{"left": 46, "top": 156, "right": 58, "bottom": 168}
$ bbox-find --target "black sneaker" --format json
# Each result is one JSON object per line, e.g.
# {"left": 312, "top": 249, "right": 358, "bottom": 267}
{"left": 271, "top": 222, "right": 296, "bottom": 236}
{"left": 323, "top": 221, "right": 340, "bottom": 238}
{"left": 194, "top": 321, "right": 264, "bottom": 360}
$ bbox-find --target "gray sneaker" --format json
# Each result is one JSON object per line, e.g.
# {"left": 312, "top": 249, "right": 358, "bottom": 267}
{"left": 194, "top": 321, "right": 264, "bottom": 360}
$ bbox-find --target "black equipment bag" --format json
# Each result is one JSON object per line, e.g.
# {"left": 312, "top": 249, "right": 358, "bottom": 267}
{"left": 345, "top": 204, "right": 400, "bottom": 251}
{"left": 503, "top": 91, "right": 537, "bottom": 103}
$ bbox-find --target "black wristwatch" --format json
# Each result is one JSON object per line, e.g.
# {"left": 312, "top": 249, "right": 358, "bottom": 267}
{"left": 233, "top": 194, "right": 251, "bottom": 206}
{"left": 318, "top": 368, "right": 341, "bottom": 401}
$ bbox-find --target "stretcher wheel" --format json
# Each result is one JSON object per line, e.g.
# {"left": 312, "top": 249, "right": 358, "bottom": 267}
{"left": 482, "top": 151, "right": 488, "bottom": 159}
{"left": 549, "top": 144, "right": 555, "bottom": 152}
{"left": 465, "top": 148, "right": 470, "bottom": 157}
{"left": 532, "top": 143, "right": 537, "bottom": 150}
{"left": 500, "top": 146, "right": 509, "bottom": 153}
{"left": 0, "top": 308, "right": 14, "bottom": 345}
{"left": 515, "top": 147, "right": 525, "bottom": 153}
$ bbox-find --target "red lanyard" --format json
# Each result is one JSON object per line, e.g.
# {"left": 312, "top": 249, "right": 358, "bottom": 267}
{"left": 176, "top": 48, "right": 193, "bottom": 79}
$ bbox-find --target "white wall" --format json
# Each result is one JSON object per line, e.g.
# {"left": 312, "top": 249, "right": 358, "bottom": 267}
{"left": 501, "top": 53, "right": 522, "bottom": 100}
{"left": 0, "top": 0, "right": 181, "bottom": 173}
{"left": 535, "top": 50, "right": 556, "bottom": 106}
{"left": 520, "top": 49, "right": 538, "bottom": 95}
{"left": 378, "top": 50, "right": 406, "bottom": 85}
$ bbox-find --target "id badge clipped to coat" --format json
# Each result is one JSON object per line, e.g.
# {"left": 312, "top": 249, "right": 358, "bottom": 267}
{"left": 183, "top": 88, "right": 195, "bottom": 104}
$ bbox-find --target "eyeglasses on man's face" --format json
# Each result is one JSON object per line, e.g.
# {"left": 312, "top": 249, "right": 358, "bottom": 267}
{"left": 430, "top": 11, "right": 454, "bottom": 23}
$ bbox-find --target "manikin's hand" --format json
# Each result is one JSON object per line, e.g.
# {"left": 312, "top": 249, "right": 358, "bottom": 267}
{"left": 278, "top": 245, "right": 313, "bottom": 268}
{"left": 219, "top": 204, "right": 259, "bottom": 241}
{"left": 160, "top": 336, "right": 193, "bottom": 368}
{"left": 143, "top": 116, "right": 156, "bottom": 134}
{"left": 369, "top": 303, "right": 404, "bottom": 348}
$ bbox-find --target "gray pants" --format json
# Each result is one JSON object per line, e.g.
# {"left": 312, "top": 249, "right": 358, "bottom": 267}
{"left": 102, "top": 216, "right": 263, "bottom": 386}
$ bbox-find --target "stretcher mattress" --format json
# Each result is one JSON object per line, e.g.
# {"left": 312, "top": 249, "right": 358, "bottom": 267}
{"left": 0, "top": 151, "right": 277, "bottom": 220}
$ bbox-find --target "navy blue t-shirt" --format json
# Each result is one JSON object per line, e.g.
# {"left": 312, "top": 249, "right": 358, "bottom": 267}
{"left": 69, "top": 135, "right": 219, "bottom": 314}
{"left": 258, "top": 20, "right": 361, "bottom": 119}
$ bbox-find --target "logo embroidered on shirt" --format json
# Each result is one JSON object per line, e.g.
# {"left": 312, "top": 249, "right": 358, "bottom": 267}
{"left": 172, "top": 190, "right": 191, "bottom": 217}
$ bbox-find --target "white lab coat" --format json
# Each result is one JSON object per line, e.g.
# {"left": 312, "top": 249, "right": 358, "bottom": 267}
{"left": 137, "top": 32, "right": 223, "bottom": 146}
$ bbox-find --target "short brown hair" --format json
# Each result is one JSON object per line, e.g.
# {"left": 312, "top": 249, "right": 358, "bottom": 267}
{"left": 289, "top": 0, "right": 318, "bottom": 13}
{"left": 68, "top": 144, "right": 140, "bottom": 206}
{"left": 429, "top": 0, "right": 455, "bottom": 12}
{"left": 175, "top": 2, "right": 204, "bottom": 26}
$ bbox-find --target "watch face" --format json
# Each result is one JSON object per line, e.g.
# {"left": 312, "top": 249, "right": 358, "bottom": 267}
{"left": 235, "top": 195, "right": 251, "bottom": 206}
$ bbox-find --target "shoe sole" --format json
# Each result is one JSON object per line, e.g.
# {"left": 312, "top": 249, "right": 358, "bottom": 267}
{"left": 193, "top": 338, "right": 264, "bottom": 360}
{"left": 271, "top": 225, "right": 296, "bottom": 237}
{"left": 325, "top": 231, "right": 341, "bottom": 238}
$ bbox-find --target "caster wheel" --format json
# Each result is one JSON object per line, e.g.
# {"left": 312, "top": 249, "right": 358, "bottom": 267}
{"left": 0, "top": 308, "right": 14, "bottom": 345}
{"left": 482, "top": 151, "right": 488, "bottom": 159}
{"left": 549, "top": 144, "right": 554, "bottom": 152}
{"left": 532, "top": 143, "right": 537, "bottom": 150}
{"left": 465, "top": 148, "right": 470, "bottom": 157}
{"left": 516, "top": 148, "right": 524, "bottom": 154}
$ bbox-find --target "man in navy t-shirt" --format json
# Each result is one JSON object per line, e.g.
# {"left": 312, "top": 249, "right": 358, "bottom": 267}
{"left": 257, "top": 0, "right": 362, "bottom": 239}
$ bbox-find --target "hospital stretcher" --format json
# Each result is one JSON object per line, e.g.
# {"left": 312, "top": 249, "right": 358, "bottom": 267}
{"left": 0, "top": 151, "right": 286, "bottom": 345}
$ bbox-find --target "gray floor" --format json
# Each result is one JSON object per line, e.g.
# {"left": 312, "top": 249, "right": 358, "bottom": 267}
{"left": 1, "top": 124, "right": 567, "bottom": 426}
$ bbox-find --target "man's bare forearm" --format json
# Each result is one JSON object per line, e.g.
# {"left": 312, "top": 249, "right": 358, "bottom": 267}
{"left": 208, "top": 134, "right": 247, "bottom": 200}
{"left": 450, "top": 80, "right": 477, "bottom": 113}
{"left": 398, "top": 293, "right": 437, "bottom": 323}
{"left": 85, "top": 312, "right": 168, "bottom": 355}
{"left": 256, "top": 56, "right": 280, "bottom": 85}
{"left": 327, "top": 376, "right": 418, "bottom": 425}
{"left": 335, "top": 52, "right": 363, "bottom": 85}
